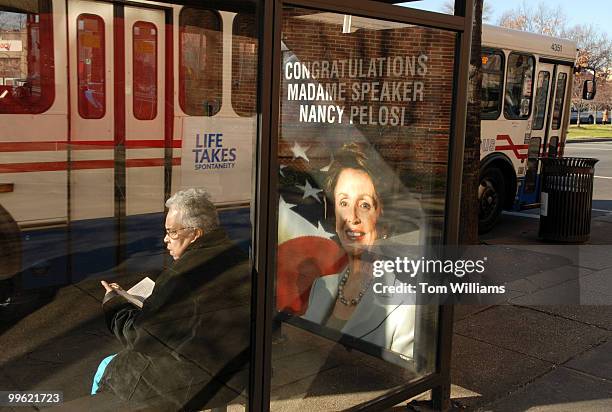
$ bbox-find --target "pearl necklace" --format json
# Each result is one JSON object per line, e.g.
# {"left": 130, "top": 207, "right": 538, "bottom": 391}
{"left": 338, "top": 267, "right": 373, "bottom": 306}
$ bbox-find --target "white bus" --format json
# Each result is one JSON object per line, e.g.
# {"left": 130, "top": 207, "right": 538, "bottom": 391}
{"left": 478, "top": 24, "right": 593, "bottom": 232}
{"left": 0, "top": 0, "right": 258, "bottom": 293}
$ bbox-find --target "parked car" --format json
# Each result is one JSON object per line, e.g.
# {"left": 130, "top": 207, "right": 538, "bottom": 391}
{"left": 570, "top": 108, "right": 604, "bottom": 124}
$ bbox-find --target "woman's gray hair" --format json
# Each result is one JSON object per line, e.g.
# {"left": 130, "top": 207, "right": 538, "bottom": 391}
{"left": 165, "top": 188, "right": 219, "bottom": 232}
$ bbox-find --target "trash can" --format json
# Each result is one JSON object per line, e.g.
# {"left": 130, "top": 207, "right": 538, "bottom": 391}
{"left": 539, "top": 157, "right": 598, "bottom": 242}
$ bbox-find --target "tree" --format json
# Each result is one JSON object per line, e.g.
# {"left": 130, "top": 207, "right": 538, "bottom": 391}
{"left": 0, "top": 12, "right": 26, "bottom": 30}
{"left": 571, "top": 71, "right": 592, "bottom": 126}
{"left": 564, "top": 24, "right": 612, "bottom": 77}
{"left": 564, "top": 25, "right": 612, "bottom": 124}
{"left": 497, "top": 1, "right": 566, "bottom": 37}
{"left": 459, "top": 0, "right": 483, "bottom": 244}
{"left": 594, "top": 79, "right": 612, "bottom": 117}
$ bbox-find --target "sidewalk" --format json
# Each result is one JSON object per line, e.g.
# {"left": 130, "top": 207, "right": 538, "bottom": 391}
{"left": 1, "top": 212, "right": 610, "bottom": 411}
{"left": 404, "top": 212, "right": 612, "bottom": 411}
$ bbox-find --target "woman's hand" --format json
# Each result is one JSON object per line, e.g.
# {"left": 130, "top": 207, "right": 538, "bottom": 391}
{"left": 101, "top": 280, "right": 123, "bottom": 294}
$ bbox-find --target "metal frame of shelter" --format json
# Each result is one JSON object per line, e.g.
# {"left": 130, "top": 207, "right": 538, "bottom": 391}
{"left": 250, "top": 0, "right": 475, "bottom": 411}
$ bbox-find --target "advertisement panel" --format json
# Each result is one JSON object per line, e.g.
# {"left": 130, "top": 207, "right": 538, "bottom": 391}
{"left": 275, "top": 8, "right": 457, "bottom": 364}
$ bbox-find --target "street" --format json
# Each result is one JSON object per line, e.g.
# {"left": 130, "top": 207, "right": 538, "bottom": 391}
{"left": 500, "top": 140, "right": 612, "bottom": 222}
{"left": 565, "top": 141, "right": 612, "bottom": 213}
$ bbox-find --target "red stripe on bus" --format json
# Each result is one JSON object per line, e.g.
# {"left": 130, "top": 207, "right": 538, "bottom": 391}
{"left": 0, "top": 160, "right": 115, "bottom": 173}
{"left": 125, "top": 140, "right": 181, "bottom": 148}
{"left": 126, "top": 158, "right": 165, "bottom": 167}
{"left": 495, "top": 134, "right": 528, "bottom": 149}
{"left": 495, "top": 134, "right": 528, "bottom": 160}
{"left": 0, "top": 161, "right": 68, "bottom": 173}
{"left": 126, "top": 157, "right": 182, "bottom": 167}
{"left": 70, "top": 160, "right": 115, "bottom": 170}
{"left": 0, "top": 140, "right": 182, "bottom": 152}
{"left": 0, "top": 142, "right": 66, "bottom": 152}
{"left": 0, "top": 158, "right": 181, "bottom": 173}
{"left": 495, "top": 145, "right": 528, "bottom": 160}
{"left": 72, "top": 160, "right": 115, "bottom": 170}
{"left": 70, "top": 141, "right": 113, "bottom": 149}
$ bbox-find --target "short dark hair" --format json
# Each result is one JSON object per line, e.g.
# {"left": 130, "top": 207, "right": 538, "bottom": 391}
{"left": 323, "top": 143, "right": 424, "bottom": 241}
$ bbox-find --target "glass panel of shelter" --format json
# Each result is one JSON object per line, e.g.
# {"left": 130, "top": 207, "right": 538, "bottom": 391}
{"left": 0, "top": 0, "right": 472, "bottom": 410}
{"left": 0, "top": 1, "right": 258, "bottom": 410}
{"left": 271, "top": 7, "right": 458, "bottom": 410}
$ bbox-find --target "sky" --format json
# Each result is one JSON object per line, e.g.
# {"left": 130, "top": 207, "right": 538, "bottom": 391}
{"left": 400, "top": 0, "right": 612, "bottom": 38}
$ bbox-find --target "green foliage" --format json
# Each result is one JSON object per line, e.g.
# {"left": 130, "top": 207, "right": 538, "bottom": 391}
{"left": 567, "top": 125, "right": 612, "bottom": 140}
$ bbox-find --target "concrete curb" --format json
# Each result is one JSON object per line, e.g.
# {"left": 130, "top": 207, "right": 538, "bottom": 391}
{"left": 566, "top": 138, "right": 612, "bottom": 143}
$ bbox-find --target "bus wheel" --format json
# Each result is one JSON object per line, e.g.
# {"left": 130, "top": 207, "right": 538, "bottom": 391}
{"left": 0, "top": 204, "right": 21, "bottom": 281}
{"left": 588, "top": 115, "right": 594, "bottom": 124}
{"left": 478, "top": 168, "right": 505, "bottom": 234}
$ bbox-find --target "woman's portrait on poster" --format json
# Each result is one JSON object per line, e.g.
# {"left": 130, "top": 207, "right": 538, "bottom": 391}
{"left": 301, "top": 143, "right": 416, "bottom": 358}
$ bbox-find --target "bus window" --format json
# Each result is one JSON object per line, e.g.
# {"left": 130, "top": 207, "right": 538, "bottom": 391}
{"left": 133, "top": 21, "right": 157, "bottom": 120}
{"left": 0, "top": 1, "right": 54, "bottom": 114}
{"left": 549, "top": 136, "right": 558, "bottom": 158}
{"left": 504, "top": 53, "right": 535, "bottom": 120}
{"left": 524, "top": 137, "right": 541, "bottom": 193}
{"left": 481, "top": 49, "right": 503, "bottom": 119}
{"left": 77, "top": 14, "right": 105, "bottom": 119}
{"left": 179, "top": 7, "right": 222, "bottom": 116}
{"left": 532, "top": 71, "right": 550, "bottom": 130}
{"left": 232, "top": 13, "right": 257, "bottom": 117}
{"left": 551, "top": 72, "right": 567, "bottom": 130}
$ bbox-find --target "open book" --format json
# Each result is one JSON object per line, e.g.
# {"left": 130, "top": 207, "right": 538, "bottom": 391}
{"left": 115, "top": 277, "right": 155, "bottom": 309}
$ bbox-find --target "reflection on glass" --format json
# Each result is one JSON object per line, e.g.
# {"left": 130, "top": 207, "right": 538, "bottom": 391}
{"left": 552, "top": 73, "right": 567, "bottom": 130}
{"left": 232, "top": 13, "right": 258, "bottom": 117}
{"left": 273, "top": 7, "right": 455, "bottom": 409}
{"left": 0, "top": 1, "right": 54, "bottom": 114}
{"left": 548, "top": 136, "right": 558, "bottom": 158}
{"left": 0, "top": 2, "right": 257, "bottom": 411}
{"left": 77, "top": 14, "right": 105, "bottom": 119}
{"left": 481, "top": 50, "right": 503, "bottom": 119}
{"left": 179, "top": 7, "right": 222, "bottom": 116}
{"left": 524, "top": 137, "right": 541, "bottom": 193}
{"left": 532, "top": 71, "right": 550, "bottom": 130}
{"left": 504, "top": 53, "right": 535, "bottom": 119}
{"left": 133, "top": 21, "right": 157, "bottom": 120}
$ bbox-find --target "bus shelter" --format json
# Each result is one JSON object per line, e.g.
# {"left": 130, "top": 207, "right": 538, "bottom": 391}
{"left": 252, "top": 0, "right": 474, "bottom": 409}
{"left": 0, "top": 0, "right": 474, "bottom": 410}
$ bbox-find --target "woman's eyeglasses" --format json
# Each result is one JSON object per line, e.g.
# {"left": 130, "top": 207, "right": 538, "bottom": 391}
{"left": 164, "top": 227, "right": 193, "bottom": 239}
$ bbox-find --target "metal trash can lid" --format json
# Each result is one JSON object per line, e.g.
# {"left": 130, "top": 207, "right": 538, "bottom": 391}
{"left": 539, "top": 157, "right": 599, "bottom": 168}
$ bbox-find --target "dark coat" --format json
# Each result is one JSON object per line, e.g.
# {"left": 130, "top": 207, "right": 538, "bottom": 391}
{"left": 98, "top": 228, "right": 251, "bottom": 411}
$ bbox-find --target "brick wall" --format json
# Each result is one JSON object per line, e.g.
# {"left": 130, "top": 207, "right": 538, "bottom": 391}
{"left": 279, "top": 7, "right": 457, "bottom": 199}
{"left": 232, "top": 13, "right": 258, "bottom": 117}
{"left": 179, "top": 8, "right": 223, "bottom": 116}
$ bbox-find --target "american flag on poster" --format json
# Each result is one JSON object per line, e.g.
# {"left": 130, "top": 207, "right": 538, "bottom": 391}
{"left": 276, "top": 141, "right": 347, "bottom": 315}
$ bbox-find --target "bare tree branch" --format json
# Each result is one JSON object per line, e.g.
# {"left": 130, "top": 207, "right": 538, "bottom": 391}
{"left": 497, "top": 1, "right": 566, "bottom": 37}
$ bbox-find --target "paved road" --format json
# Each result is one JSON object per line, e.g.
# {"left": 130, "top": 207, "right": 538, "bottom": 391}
{"left": 565, "top": 141, "right": 612, "bottom": 212}
{"left": 503, "top": 141, "right": 612, "bottom": 220}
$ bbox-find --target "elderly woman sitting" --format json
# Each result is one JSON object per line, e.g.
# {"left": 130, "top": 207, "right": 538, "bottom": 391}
{"left": 93, "top": 188, "right": 251, "bottom": 410}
